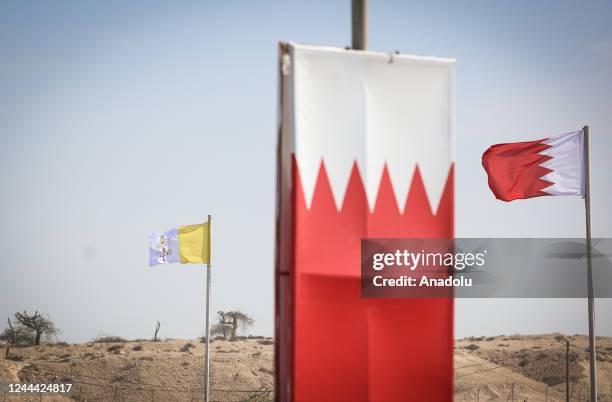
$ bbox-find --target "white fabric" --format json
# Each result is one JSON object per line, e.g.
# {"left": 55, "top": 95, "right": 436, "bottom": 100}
{"left": 540, "top": 131, "right": 584, "bottom": 196}
{"left": 289, "top": 44, "right": 454, "bottom": 212}
{"left": 148, "top": 227, "right": 179, "bottom": 266}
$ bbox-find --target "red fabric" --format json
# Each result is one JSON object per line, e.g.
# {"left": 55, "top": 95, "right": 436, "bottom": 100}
{"left": 482, "top": 139, "right": 553, "bottom": 201}
{"left": 284, "top": 158, "right": 454, "bottom": 402}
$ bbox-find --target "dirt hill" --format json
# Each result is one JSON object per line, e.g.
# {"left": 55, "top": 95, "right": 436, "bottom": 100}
{"left": 0, "top": 337, "right": 274, "bottom": 402}
{"left": 455, "top": 333, "right": 612, "bottom": 401}
{"left": 1, "top": 333, "right": 610, "bottom": 401}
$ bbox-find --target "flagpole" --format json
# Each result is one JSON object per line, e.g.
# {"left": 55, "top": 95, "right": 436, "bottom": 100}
{"left": 351, "top": 0, "right": 367, "bottom": 50}
{"left": 583, "top": 125, "right": 597, "bottom": 402}
{"left": 204, "top": 215, "right": 212, "bottom": 402}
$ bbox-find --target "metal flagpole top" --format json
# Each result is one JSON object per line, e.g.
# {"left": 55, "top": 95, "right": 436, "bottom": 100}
{"left": 204, "top": 214, "right": 212, "bottom": 402}
{"left": 583, "top": 125, "right": 598, "bottom": 402}
{"left": 207, "top": 215, "right": 212, "bottom": 266}
{"left": 351, "top": 0, "right": 367, "bottom": 50}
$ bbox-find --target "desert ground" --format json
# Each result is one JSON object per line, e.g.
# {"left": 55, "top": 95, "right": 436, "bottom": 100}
{"left": 454, "top": 333, "right": 612, "bottom": 401}
{"left": 1, "top": 333, "right": 611, "bottom": 401}
{"left": 0, "top": 337, "right": 274, "bottom": 402}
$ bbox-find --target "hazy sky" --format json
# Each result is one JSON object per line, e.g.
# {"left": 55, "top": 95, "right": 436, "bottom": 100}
{"left": 1, "top": 1, "right": 611, "bottom": 342}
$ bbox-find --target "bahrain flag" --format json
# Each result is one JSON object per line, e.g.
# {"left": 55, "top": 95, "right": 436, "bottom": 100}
{"left": 482, "top": 131, "right": 585, "bottom": 202}
{"left": 276, "top": 43, "right": 454, "bottom": 402}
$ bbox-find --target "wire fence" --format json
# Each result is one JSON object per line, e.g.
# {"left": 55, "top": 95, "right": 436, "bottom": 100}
{"left": 454, "top": 339, "right": 612, "bottom": 402}
{"left": 1, "top": 340, "right": 610, "bottom": 402}
{"left": 0, "top": 360, "right": 272, "bottom": 402}
{"left": 459, "top": 382, "right": 603, "bottom": 402}
{"left": 0, "top": 384, "right": 272, "bottom": 402}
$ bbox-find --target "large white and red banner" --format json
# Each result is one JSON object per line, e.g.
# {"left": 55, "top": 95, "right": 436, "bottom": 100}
{"left": 275, "top": 43, "right": 455, "bottom": 402}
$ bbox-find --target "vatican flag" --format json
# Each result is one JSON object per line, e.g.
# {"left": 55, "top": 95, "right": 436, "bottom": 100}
{"left": 149, "top": 222, "right": 210, "bottom": 266}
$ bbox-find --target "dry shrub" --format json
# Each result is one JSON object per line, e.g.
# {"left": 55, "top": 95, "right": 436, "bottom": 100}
{"left": 7, "top": 354, "right": 24, "bottom": 361}
{"left": 132, "top": 345, "right": 143, "bottom": 351}
{"left": 258, "top": 367, "right": 274, "bottom": 375}
{"left": 107, "top": 344, "right": 123, "bottom": 352}
{"left": 465, "top": 344, "right": 480, "bottom": 351}
{"left": 49, "top": 342, "right": 69, "bottom": 347}
{"left": 94, "top": 336, "right": 126, "bottom": 343}
{"left": 180, "top": 343, "right": 195, "bottom": 352}
{"left": 241, "top": 386, "right": 273, "bottom": 402}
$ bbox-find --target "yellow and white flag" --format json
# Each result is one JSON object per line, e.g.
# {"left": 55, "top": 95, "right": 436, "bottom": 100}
{"left": 148, "top": 223, "right": 210, "bottom": 266}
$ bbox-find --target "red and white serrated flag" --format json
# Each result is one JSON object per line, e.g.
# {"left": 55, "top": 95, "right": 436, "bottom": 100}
{"left": 482, "top": 130, "right": 585, "bottom": 202}
{"left": 277, "top": 43, "right": 454, "bottom": 402}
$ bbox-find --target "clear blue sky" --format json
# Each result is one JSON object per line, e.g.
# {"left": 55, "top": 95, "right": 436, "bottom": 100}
{"left": 1, "top": 1, "right": 611, "bottom": 342}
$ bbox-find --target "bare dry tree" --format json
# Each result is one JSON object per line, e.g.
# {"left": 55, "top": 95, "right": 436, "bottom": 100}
{"left": 153, "top": 321, "right": 161, "bottom": 342}
{"left": 14, "top": 311, "right": 58, "bottom": 346}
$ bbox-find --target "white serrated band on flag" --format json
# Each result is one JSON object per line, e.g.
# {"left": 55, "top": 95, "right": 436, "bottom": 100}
{"left": 293, "top": 44, "right": 454, "bottom": 212}
{"left": 540, "top": 130, "right": 585, "bottom": 197}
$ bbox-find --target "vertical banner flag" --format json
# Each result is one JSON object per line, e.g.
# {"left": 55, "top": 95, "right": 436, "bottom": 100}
{"left": 482, "top": 130, "right": 585, "bottom": 201}
{"left": 276, "top": 43, "right": 455, "bottom": 402}
{"left": 149, "top": 223, "right": 210, "bottom": 266}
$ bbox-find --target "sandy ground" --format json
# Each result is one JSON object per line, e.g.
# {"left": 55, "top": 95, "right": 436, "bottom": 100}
{"left": 0, "top": 338, "right": 273, "bottom": 402}
{"left": 1, "top": 333, "right": 610, "bottom": 401}
{"left": 455, "top": 333, "right": 612, "bottom": 401}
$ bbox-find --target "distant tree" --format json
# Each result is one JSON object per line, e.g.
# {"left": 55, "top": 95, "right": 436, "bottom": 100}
{"left": 211, "top": 311, "right": 232, "bottom": 339}
{"left": 226, "top": 311, "right": 254, "bottom": 339}
{"left": 153, "top": 321, "right": 161, "bottom": 342}
{"left": 1, "top": 318, "right": 15, "bottom": 358}
{"left": 14, "top": 311, "right": 58, "bottom": 346}
{"left": 211, "top": 310, "right": 254, "bottom": 340}
{"left": 0, "top": 318, "right": 35, "bottom": 346}
{"left": 0, "top": 317, "right": 36, "bottom": 357}
{"left": 0, "top": 319, "right": 15, "bottom": 344}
